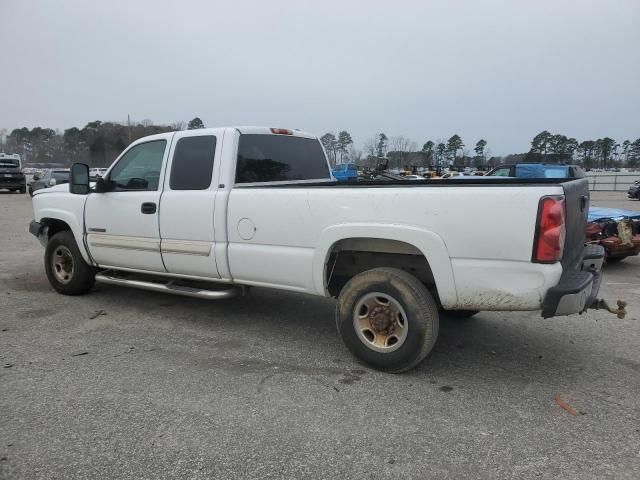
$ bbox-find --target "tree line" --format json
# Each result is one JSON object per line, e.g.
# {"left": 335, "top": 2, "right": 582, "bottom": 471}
{"left": 321, "top": 129, "right": 640, "bottom": 170}
{"left": 1, "top": 119, "right": 638, "bottom": 170}
{"left": 524, "top": 130, "right": 640, "bottom": 169}
{"left": 321, "top": 131, "right": 491, "bottom": 169}
{"left": 0, "top": 117, "right": 205, "bottom": 167}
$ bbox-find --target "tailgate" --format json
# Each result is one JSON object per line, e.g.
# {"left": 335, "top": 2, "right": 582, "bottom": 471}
{"left": 542, "top": 177, "right": 603, "bottom": 318}
{"left": 561, "top": 178, "right": 590, "bottom": 270}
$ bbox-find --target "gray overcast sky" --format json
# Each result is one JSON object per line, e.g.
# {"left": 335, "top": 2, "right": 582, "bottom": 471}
{"left": 1, "top": 0, "right": 638, "bottom": 154}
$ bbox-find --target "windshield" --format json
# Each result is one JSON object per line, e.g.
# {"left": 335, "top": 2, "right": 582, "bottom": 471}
{"left": 0, "top": 160, "right": 19, "bottom": 168}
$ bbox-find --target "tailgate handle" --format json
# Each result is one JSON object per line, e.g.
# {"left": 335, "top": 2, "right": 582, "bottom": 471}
{"left": 580, "top": 195, "right": 588, "bottom": 212}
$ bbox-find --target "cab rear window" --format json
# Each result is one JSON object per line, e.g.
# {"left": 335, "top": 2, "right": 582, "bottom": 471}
{"left": 235, "top": 135, "right": 330, "bottom": 184}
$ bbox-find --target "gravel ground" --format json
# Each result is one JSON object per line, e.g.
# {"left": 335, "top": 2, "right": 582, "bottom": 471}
{"left": 1, "top": 191, "right": 639, "bottom": 480}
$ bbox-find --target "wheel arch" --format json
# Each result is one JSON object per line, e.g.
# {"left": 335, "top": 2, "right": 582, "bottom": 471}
{"left": 313, "top": 224, "right": 458, "bottom": 308}
{"left": 38, "top": 210, "right": 92, "bottom": 265}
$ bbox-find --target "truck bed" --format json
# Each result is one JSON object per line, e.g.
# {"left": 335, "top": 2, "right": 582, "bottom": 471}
{"left": 235, "top": 177, "right": 583, "bottom": 188}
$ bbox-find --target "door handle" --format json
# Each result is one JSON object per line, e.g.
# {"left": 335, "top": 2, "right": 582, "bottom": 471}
{"left": 141, "top": 202, "right": 157, "bottom": 214}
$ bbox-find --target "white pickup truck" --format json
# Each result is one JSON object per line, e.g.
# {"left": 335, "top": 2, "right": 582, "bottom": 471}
{"left": 29, "top": 127, "right": 606, "bottom": 372}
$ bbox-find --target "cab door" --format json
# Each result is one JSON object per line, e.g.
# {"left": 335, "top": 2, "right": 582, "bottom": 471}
{"left": 159, "top": 130, "right": 221, "bottom": 278}
{"left": 84, "top": 137, "right": 171, "bottom": 272}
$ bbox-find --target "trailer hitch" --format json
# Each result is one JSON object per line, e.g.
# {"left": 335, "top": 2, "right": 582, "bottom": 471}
{"left": 589, "top": 299, "right": 627, "bottom": 319}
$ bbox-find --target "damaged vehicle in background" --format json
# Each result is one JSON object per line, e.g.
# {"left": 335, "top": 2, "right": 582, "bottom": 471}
{"left": 29, "top": 169, "right": 70, "bottom": 196}
{"left": 586, "top": 207, "right": 640, "bottom": 263}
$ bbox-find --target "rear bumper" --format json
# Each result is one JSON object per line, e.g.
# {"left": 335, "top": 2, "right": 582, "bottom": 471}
{"left": 541, "top": 244, "right": 604, "bottom": 318}
{"left": 0, "top": 179, "right": 26, "bottom": 189}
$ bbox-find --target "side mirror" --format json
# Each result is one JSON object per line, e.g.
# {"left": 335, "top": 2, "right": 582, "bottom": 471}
{"left": 33, "top": 174, "right": 40, "bottom": 181}
{"left": 94, "top": 176, "right": 113, "bottom": 193}
{"left": 69, "top": 163, "right": 90, "bottom": 195}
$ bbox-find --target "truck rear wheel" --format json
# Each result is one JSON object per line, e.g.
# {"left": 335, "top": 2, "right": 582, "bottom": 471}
{"left": 335, "top": 267, "right": 439, "bottom": 373}
{"left": 45, "top": 231, "right": 96, "bottom": 295}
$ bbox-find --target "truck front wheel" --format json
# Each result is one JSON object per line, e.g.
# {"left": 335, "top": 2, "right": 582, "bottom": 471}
{"left": 335, "top": 267, "right": 439, "bottom": 373}
{"left": 44, "top": 231, "right": 96, "bottom": 295}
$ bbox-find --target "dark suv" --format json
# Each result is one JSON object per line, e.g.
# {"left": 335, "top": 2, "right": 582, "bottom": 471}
{"left": 0, "top": 158, "right": 26, "bottom": 193}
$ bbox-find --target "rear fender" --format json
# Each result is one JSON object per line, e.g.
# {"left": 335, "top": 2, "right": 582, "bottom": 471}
{"left": 313, "top": 224, "right": 457, "bottom": 307}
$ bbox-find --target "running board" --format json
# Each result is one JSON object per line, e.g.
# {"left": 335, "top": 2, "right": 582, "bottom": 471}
{"left": 95, "top": 271, "right": 240, "bottom": 300}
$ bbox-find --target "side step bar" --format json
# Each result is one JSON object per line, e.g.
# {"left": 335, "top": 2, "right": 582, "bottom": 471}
{"left": 95, "top": 271, "right": 241, "bottom": 300}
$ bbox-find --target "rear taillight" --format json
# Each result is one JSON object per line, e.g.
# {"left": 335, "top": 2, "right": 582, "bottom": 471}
{"left": 533, "top": 196, "right": 565, "bottom": 263}
{"left": 270, "top": 128, "right": 293, "bottom": 135}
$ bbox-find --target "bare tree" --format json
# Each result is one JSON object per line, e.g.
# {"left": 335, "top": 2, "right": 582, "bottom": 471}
{"left": 170, "top": 121, "right": 187, "bottom": 131}
{"left": 0, "top": 128, "right": 7, "bottom": 150}
{"left": 389, "top": 135, "right": 415, "bottom": 153}
{"left": 363, "top": 136, "right": 378, "bottom": 157}
{"left": 347, "top": 145, "right": 362, "bottom": 165}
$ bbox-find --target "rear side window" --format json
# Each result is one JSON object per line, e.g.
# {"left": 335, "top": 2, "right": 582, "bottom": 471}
{"left": 170, "top": 135, "right": 217, "bottom": 190}
{"left": 235, "top": 135, "right": 330, "bottom": 183}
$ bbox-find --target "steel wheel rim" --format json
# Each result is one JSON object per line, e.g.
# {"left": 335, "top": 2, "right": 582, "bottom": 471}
{"left": 52, "top": 246, "right": 74, "bottom": 285}
{"left": 353, "top": 292, "right": 408, "bottom": 353}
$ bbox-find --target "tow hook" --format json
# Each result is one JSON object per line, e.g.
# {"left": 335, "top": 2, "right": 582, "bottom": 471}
{"left": 589, "top": 299, "right": 627, "bottom": 319}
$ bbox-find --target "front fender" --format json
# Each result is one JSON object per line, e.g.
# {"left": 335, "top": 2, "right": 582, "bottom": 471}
{"left": 36, "top": 207, "right": 92, "bottom": 265}
{"left": 312, "top": 223, "right": 458, "bottom": 308}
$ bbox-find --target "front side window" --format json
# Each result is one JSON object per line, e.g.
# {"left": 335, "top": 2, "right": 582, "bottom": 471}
{"left": 235, "top": 135, "right": 330, "bottom": 184}
{"left": 109, "top": 140, "right": 166, "bottom": 191}
{"left": 169, "top": 135, "right": 216, "bottom": 190}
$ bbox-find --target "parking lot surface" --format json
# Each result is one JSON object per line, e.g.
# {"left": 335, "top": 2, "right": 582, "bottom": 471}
{"left": 1, "top": 191, "right": 639, "bottom": 479}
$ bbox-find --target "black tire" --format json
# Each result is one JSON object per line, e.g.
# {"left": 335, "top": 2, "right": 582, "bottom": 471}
{"left": 44, "top": 231, "right": 95, "bottom": 295}
{"left": 335, "top": 267, "right": 439, "bottom": 373}
{"left": 443, "top": 309, "right": 479, "bottom": 319}
{"left": 20, "top": 186, "right": 26, "bottom": 194}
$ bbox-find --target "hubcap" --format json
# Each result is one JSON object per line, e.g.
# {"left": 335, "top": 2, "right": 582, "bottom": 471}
{"left": 52, "top": 246, "right": 74, "bottom": 285}
{"left": 353, "top": 292, "right": 408, "bottom": 353}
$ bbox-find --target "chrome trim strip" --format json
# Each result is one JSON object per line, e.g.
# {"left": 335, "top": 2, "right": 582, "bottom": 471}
{"left": 161, "top": 240, "right": 211, "bottom": 256}
{"left": 88, "top": 234, "right": 160, "bottom": 252}
{"left": 97, "top": 265, "right": 229, "bottom": 283}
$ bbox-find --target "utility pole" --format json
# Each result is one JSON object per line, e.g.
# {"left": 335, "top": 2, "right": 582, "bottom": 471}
{"left": 127, "top": 114, "right": 132, "bottom": 144}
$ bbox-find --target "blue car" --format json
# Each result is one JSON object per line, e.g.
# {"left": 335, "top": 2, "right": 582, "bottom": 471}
{"left": 486, "top": 163, "right": 586, "bottom": 179}
{"left": 332, "top": 164, "right": 358, "bottom": 181}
